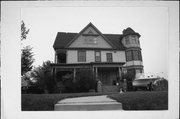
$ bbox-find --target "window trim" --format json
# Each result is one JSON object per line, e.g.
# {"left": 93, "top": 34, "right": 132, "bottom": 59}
{"left": 106, "top": 53, "right": 113, "bottom": 62}
{"left": 126, "top": 51, "right": 133, "bottom": 61}
{"left": 95, "top": 50, "right": 101, "bottom": 62}
{"left": 126, "top": 50, "right": 142, "bottom": 61}
{"left": 77, "top": 50, "right": 86, "bottom": 62}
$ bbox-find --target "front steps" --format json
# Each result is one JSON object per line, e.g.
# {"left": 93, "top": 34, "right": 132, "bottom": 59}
{"left": 54, "top": 95, "right": 122, "bottom": 111}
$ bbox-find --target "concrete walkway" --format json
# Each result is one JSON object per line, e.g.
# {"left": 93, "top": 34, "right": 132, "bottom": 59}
{"left": 54, "top": 95, "right": 122, "bottom": 111}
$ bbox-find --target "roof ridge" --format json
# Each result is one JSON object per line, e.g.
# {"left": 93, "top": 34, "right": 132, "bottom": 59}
{"left": 58, "top": 32, "right": 77, "bottom": 34}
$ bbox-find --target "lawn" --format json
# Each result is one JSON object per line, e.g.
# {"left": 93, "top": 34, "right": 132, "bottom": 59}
{"left": 22, "top": 91, "right": 168, "bottom": 111}
{"left": 108, "top": 91, "right": 168, "bottom": 110}
{"left": 21, "top": 92, "right": 114, "bottom": 111}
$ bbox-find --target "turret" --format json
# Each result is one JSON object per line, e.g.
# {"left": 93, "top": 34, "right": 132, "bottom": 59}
{"left": 121, "top": 27, "right": 144, "bottom": 79}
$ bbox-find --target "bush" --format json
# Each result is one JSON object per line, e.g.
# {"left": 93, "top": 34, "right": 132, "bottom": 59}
{"left": 152, "top": 78, "right": 168, "bottom": 91}
{"left": 62, "top": 73, "right": 75, "bottom": 93}
{"left": 122, "top": 72, "right": 134, "bottom": 91}
{"left": 75, "top": 69, "right": 96, "bottom": 92}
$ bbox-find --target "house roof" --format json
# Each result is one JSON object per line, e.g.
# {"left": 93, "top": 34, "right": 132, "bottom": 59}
{"left": 53, "top": 32, "right": 126, "bottom": 50}
{"left": 65, "top": 22, "right": 116, "bottom": 49}
{"left": 122, "top": 27, "right": 141, "bottom": 38}
{"left": 53, "top": 23, "right": 140, "bottom": 50}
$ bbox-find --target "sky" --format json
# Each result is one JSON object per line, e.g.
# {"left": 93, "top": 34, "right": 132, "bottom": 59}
{"left": 21, "top": 6, "right": 168, "bottom": 78}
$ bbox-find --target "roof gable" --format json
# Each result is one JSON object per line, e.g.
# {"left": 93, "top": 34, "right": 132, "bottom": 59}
{"left": 65, "top": 22, "right": 116, "bottom": 49}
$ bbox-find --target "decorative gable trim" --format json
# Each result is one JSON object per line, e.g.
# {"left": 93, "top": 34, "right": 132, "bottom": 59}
{"left": 65, "top": 22, "right": 116, "bottom": 49}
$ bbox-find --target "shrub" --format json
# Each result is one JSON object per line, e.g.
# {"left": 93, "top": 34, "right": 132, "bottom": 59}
{"left": 152, "top": 78, "right": 168, "bottom": 91}
{"left": 122, "top": 72, "right": 134, "bottom": 91}
{"left": 62, "top": 73, "right": 75, "bottom": 93}
{"left": 75, "top": 69, "right": 96, "bottom": 92}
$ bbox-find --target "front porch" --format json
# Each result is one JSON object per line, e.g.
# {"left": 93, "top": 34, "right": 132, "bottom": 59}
{"left": 51, "top": 62, "right": 126, "bottom": 92}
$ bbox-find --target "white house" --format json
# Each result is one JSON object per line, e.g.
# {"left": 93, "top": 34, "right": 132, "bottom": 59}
{"left": 51, "top": 22, "right": 144, "bottom": 92}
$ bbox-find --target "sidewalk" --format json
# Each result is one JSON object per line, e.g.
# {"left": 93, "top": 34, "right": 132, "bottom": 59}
{"left": 54, "top": 95, "right": 122, "bottom": 111}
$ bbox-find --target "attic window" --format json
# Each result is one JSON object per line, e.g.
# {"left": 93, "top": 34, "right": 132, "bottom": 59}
{"left": 88, "top": 30, "right": 93, "bottom": 34}
{"left": 84, "top": 37, "right": 97, "bottom": 44}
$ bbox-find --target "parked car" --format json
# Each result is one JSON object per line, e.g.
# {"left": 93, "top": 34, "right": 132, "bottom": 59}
{"left": 132, "top": 78, "right": 159, "bottom": 91}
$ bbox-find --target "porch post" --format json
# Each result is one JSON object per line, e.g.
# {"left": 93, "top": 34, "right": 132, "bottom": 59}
{"left": 52, "top": 67, "right": 57, "bottom": 85}
{"left": 95, "top": 67, "right": 98, "bottom": 80}
{"left": 73, "top": 68, "right": 76, "bottom": 82}
{"left": 54, "top": 52, "right": 57, "bottom": 63}
{"left": 118, "top": 67, "right": 122, "bottom": 80}
{"left": 52, "top": 68, "right": 55, "bottom": 80}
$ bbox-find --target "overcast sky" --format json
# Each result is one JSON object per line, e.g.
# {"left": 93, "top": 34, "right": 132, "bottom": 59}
{"left": 21, "top": 6, "right": 168, "bottom": 78}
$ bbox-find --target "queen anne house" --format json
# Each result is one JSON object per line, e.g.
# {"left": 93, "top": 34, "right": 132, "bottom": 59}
{"left": 51, "top": 22, "right": 144, "bottom": 92}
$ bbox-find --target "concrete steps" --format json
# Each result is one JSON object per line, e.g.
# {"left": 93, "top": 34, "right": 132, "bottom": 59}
{"left": 54, "top": 95, "right": 122, "bottom": 111}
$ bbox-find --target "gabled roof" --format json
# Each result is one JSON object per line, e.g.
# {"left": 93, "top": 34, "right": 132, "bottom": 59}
{"left": 53, "top": 23, "right": 132, "bottom": 50}
{"left": 53, "top": 32, "right": 126, "bottom": 50}
{"left": 65, "top": 22, "right": 116, "bottom": 48}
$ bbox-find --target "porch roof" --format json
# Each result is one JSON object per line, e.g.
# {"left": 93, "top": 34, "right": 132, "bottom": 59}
{"left": 50, "top": 62, "right": 125, "bottom": 68}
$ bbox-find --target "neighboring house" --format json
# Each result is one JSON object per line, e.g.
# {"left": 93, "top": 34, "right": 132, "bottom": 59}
{"left": 51, "top": 22, "right": 144, "bottom": 92}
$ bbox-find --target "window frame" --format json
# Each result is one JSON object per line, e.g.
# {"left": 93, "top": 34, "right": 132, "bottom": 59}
{"left": 126, "top": 51, "right": 133, "bottom": 61}
{"left": 106, "top": 53, "right": 113, "bottom": 62}
{"left": 77, "top": 50, "right": 86, "bottom": 62}
{"left": 133, "top": 50, "right": 139, "bottom": 60}
{"left": 126, "top": 50, "right": 142, "bottom": 61}
{"left": 95, "top": 51, "right": 101, "bottom": 62}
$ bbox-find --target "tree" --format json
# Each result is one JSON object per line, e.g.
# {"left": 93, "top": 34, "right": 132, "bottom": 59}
{"left": 21, "top": 20, "right": 29, "bottom": 41}
{"left": 30, "top": 61, "right": 56, "bottom": 93}
{"left": 21, "top": 46, "right": 34, "bottom": 76}
{"left": 21, "top": 21, "right": 34, "bottom": 76}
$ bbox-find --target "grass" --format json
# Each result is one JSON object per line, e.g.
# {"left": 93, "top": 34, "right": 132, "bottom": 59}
{"left": 108, "top": 91, "right": 168, "bottom": 110}
{"left": 21, "top": 92, "right": 114, "bottom": 111}
{"left": 22, "top": 91, "right": 168, "bottom": 111}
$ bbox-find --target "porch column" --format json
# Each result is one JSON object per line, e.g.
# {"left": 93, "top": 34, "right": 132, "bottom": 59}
{"left": 95, "top": 67, "right": 98, "bottom": 80}
{"left": 73, "top": 68, "right": 76, "bottom": 82}
{"left": 52, "top": 68, "right": 55, "bottom": 80}
{"left": 118, "top": 67, "right": 122, "bottom": 80}
{"left": 52, "top": 67, "right": 57, "bottom": 85}
{"left": 54, "top": 52, "right": 57, "bottom": 63}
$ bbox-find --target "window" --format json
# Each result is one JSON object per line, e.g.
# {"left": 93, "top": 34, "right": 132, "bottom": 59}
{"left": 106, "top": 53, "right": 113, "bottom": 62}
{"left": 125, "top": 36, "right": 130, "bottom": 44}
{"left": 131, "top": 35, "right": 137, "bottom": 44}
{"left": 126, "top": 51, "right": 133, "bottom": 61}
{"left": 133, "top": 51, "right": 139, "bottom": 60}
{"left": 78, "top": 50, "right": 86, "bottom": 62}
{"left": 138, "top": 51, "right": 142, "bottom": 61}
{"left": 126, "top": 50, "right": 142, "bottom": 61}
{"left": 95, "top": 51, "right": 101, "bottom": 62}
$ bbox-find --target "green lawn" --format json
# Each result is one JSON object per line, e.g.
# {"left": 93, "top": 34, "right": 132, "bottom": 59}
{"left": 108, "top": 91, "right": 168, "bottom": 110}
{"left": 22, "top": 91, "right": 168, "bottom": 111}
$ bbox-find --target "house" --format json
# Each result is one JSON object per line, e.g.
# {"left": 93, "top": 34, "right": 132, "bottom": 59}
{"left": 51, "top": 22, "right": 144, "bottom": 92}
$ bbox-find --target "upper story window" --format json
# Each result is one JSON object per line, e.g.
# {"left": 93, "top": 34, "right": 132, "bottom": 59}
{"left": 131, "top": 35, "right": 137, "bottom": 44}
{"left": 126, "top": 50, "right": 142, "bottom": 61}
{"left": 106, "top": 53, "right": 113, "bottom": 62}
{"left": 133, "top": 50, "right": 139, "bottom": 60}
{"left": 95, "top": 51, "right": 101, "bottom": 62}
{"left": 126, "top": 51, "right": 133, "bottom": 61}
{"left": 78, "top": 50, "right": 86, "bottom": 62}
{"left": 125, "top": 36, "right": 130, "bottom": 44}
